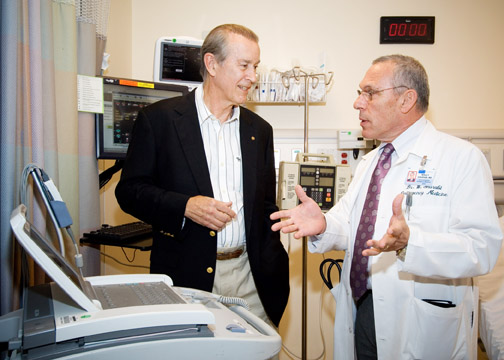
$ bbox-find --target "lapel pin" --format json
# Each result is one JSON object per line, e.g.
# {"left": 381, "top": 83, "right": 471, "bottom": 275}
{"left": 251, "top": 136, "right": 256, "bottom": 141}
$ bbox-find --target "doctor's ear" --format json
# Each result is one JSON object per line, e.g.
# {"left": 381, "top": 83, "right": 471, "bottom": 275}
{"left": 400, "top": 89, "right": 418, "bottom": 114}
{"left": 204, "top": 53, "right": 217, "bottom": 77}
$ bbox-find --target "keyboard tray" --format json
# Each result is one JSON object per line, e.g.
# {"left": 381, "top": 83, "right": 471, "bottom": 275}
{"left": 83, "top": 222, "right": 153, "bottom": 243}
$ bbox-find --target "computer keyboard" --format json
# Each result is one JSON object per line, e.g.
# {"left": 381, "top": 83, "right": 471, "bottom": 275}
{"left": 94, "top": 282, "right": 185, "bottom": 308}
{"left": 84, "top": 222, "right": 153, "bottom": 243}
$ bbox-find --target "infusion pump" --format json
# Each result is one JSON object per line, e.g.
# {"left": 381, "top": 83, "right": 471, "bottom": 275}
{"left": 277, "top": 153, "right": 351, "bottom": 212}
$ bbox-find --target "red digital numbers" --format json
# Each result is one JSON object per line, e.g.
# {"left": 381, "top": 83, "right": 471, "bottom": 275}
{"left": 380, "top": 17, "right": 434, "bottom": 44}
{"left": 388, "top": 23, "right": 427, "bottom": 37}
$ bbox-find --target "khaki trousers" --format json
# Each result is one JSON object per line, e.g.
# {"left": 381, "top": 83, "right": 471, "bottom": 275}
{"left": 212, "top": 248, "right": 270, "bottom": 325}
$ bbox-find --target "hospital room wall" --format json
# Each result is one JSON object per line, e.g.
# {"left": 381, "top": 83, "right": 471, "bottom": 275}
{"left": 106, "top": 0, "right": 504, "bottom": 132}
{"left": 102, "top": 0, "right": 504, "bottom": 359}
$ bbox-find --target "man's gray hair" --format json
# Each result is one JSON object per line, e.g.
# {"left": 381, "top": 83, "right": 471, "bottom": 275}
{"left": 200, "top": 24, "right": 259, "bottom": 80}
{"left": 373, "top": 54, "right": 430, "bottom": 113}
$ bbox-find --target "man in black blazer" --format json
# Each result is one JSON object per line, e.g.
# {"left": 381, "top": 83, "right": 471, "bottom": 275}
{"left": 115, "top": 24, "right": 289, "bottom": 327}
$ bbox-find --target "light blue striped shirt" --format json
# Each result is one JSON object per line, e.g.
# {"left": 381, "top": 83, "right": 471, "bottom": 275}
{"left": 194, "top": 85, "right": 245, "bottom": 248}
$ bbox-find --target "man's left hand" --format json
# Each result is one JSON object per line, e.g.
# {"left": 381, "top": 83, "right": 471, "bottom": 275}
{"left": 363, "top": 193, "right": 410, "bottom": 256}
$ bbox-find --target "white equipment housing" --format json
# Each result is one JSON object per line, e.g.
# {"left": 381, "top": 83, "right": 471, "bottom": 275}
{"left": 3, "top": 205, "right": 281, "bottom": 359}
{"left": 153, "top": 36, "right": 203, "bottom": 91}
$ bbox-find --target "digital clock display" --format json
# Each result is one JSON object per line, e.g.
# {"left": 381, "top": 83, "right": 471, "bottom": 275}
{"left": 380, "top": 16, "right": 435, "bottom": 44}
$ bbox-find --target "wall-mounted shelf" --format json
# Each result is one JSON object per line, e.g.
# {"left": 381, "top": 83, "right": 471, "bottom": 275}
{"left": 247, "top": 67, "right": 333, "bottom": 104}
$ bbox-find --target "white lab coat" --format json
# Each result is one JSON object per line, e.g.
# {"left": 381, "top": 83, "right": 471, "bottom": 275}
{"left": 475, "top": 215, "right": 504, "bottom": 360}
{"left": 309, "top": 120, "right": 503, "bottom": 359}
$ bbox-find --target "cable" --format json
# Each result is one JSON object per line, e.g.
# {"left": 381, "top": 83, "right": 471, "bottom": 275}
{"left": 217, "top": 295, "right": 250, "bottom": 311}
{"left": 180, "top": 289, "right": 251, "bottom": 311}
{"left": 121, "top": 247, "right": 137, "bottom": 263}
{"left": 319, "top": 258, "right": 343, "bottom": 290}
{"left": 64, "top": 226, "right": 85, "bottom": 278}
{"left": 20, "top": 164, "right": 39, "bottom": 213}
{"left": 17, "top": 164, "right": 40, "bottom": 311}
{"left": 21, "top": 165, "right": 67, "bottom": 256}
{"left": 99, "top": 160, "right": 124, "bottom": 189}
{"left": 99, "top": 251, "right": 150, "bottom": 269}
{"left": 21, "top": 164, "right": 87, "bottom": 271}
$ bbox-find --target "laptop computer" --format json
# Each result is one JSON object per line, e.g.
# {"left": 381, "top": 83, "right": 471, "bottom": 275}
{"left": 10, "top": 204, "right": 187, "bottom": 312}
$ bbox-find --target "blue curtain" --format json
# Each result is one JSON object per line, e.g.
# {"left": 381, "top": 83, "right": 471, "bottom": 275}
{"left": 0, "top": 0, "right": 19, "bottom": 316}
{"left": 0, "top": 0, "right": 107, "bottom": 315}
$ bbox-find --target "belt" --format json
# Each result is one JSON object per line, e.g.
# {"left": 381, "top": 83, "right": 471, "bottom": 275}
{"left": 216, "top": 246, "right": 244, "bottom": 261}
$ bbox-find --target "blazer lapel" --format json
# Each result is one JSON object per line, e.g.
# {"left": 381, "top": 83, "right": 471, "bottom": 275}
{"left": 240, "top": 113, "right": 257, "bottom": 239}
{"left": 173, "top": 92, "right": 214, "bottom": 197}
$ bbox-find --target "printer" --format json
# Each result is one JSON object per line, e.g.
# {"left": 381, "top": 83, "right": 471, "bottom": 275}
{"left": 1, "top": 205, "right": 281, "bottom": 359}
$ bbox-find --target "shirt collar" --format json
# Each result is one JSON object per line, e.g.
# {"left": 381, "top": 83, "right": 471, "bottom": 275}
{"left": 388, "top": 116, "right": 427, "bottom": 158}
{"left": 195, "top": 84, "right": 240, "bottom": 125}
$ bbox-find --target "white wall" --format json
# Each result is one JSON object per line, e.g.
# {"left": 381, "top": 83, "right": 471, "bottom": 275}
{"left": 103, "top": 0, "right": 504, "bottom": 358}
{"left": 119, "top": 0, "right": 504, "bottom": 132}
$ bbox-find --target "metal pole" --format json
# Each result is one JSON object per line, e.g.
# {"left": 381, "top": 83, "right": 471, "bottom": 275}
{"left": 303, "top": 75, "right": 309, "bottom": 153}
{"left": 302, "top": 236, "right": 308, "bottom": 360}
{"left": 301, "top": 74, "right": 310, "bottom": 360}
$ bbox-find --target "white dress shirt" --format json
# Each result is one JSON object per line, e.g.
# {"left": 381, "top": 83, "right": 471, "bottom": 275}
{"left": 194, "top": 85, "right": 245, "bottom": 248}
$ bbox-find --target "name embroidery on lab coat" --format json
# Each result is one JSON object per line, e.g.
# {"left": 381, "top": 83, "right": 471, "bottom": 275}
{"left": 403, "top": 184, "right": 447, "bottom": 197}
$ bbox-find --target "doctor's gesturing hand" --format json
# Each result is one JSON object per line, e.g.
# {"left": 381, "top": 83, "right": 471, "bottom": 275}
{"left": 270, "top": 185, "right": 410, "bottom": 257}
{"left": 185, "top": 196, "right": 236, "bottom": 231}
{"left": 363, "top": 193, "right": 410, "bottom": 256}
{"left": 270, "top": 185, "right": 326, "bottom": 238}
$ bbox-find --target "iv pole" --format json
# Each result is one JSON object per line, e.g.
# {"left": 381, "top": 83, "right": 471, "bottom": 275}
{"left": 282, "top": 68, "right": 333, "bottom": 360}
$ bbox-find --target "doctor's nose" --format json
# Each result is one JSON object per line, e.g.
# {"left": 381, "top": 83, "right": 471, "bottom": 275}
{"left": 354, "top": 92, "right": 367, "bottom": 110}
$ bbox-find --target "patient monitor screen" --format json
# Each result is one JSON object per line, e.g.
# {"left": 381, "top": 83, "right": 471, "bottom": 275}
{"left": 159, "top": 42, "right": 202, "bottom": 83}
{"left": 96, "top": 77, "right": 189, "bottom": 159}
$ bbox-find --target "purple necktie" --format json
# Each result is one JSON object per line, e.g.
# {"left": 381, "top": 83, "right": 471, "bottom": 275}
{"left": 350, "top": 143, "right": 395, "bottom": 302}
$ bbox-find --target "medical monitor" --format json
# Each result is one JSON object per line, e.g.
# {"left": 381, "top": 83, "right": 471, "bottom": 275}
{"left": 153, "top": 36, "right": 203, "bottom": 89}
{"left": 95, "top": 77, "right": 189, "bottom": 160}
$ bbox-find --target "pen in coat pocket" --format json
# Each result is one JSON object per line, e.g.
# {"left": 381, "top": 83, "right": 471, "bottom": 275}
{"left": 405, "top": 192, "right": 413, "bottom": 220}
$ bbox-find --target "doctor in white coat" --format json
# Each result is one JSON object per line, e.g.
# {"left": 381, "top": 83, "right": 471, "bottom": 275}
{"left": 271, "top": 55, "right": 503, "bottom": 359}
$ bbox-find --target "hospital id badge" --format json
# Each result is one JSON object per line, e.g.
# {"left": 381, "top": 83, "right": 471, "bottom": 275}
{"left": 405, "top": 169, "right": 435, "bottom": 186}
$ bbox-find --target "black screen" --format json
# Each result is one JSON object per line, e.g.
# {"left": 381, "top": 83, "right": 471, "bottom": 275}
{"left": 159, "top": 42, "right": 202, "bottom": 82}
{"left": 95, "top": 77, "right": 189, "bottom": 159}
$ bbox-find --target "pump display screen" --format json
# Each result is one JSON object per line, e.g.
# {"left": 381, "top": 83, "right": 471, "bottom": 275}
{"left": 300, "top": 176, "right": 315, "bottom": 186}
{"left": 319, "top": 177, "right": 334, "bottom": 187}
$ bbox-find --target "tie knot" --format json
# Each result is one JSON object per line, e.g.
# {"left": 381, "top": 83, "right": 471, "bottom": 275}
{"left": 376, "top": 143, "right": 394, "bottom": 173}
{"left": 379, "top": 143, "right": 394, "bottom": 162}
{"left": 382, "top": 143, "right": 394, "bottom": 155}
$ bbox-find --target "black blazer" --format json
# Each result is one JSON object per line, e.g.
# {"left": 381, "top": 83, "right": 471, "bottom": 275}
{"left": 115, "top": 91, "right": 289, "bottom": 326}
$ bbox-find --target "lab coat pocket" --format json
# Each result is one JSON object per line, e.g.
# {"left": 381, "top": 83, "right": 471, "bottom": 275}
{"left": 406, "top": 297, "right": 466, "bottom": 359}
{"left": 407, "top": 204, "right": 449, "bottom": 233}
